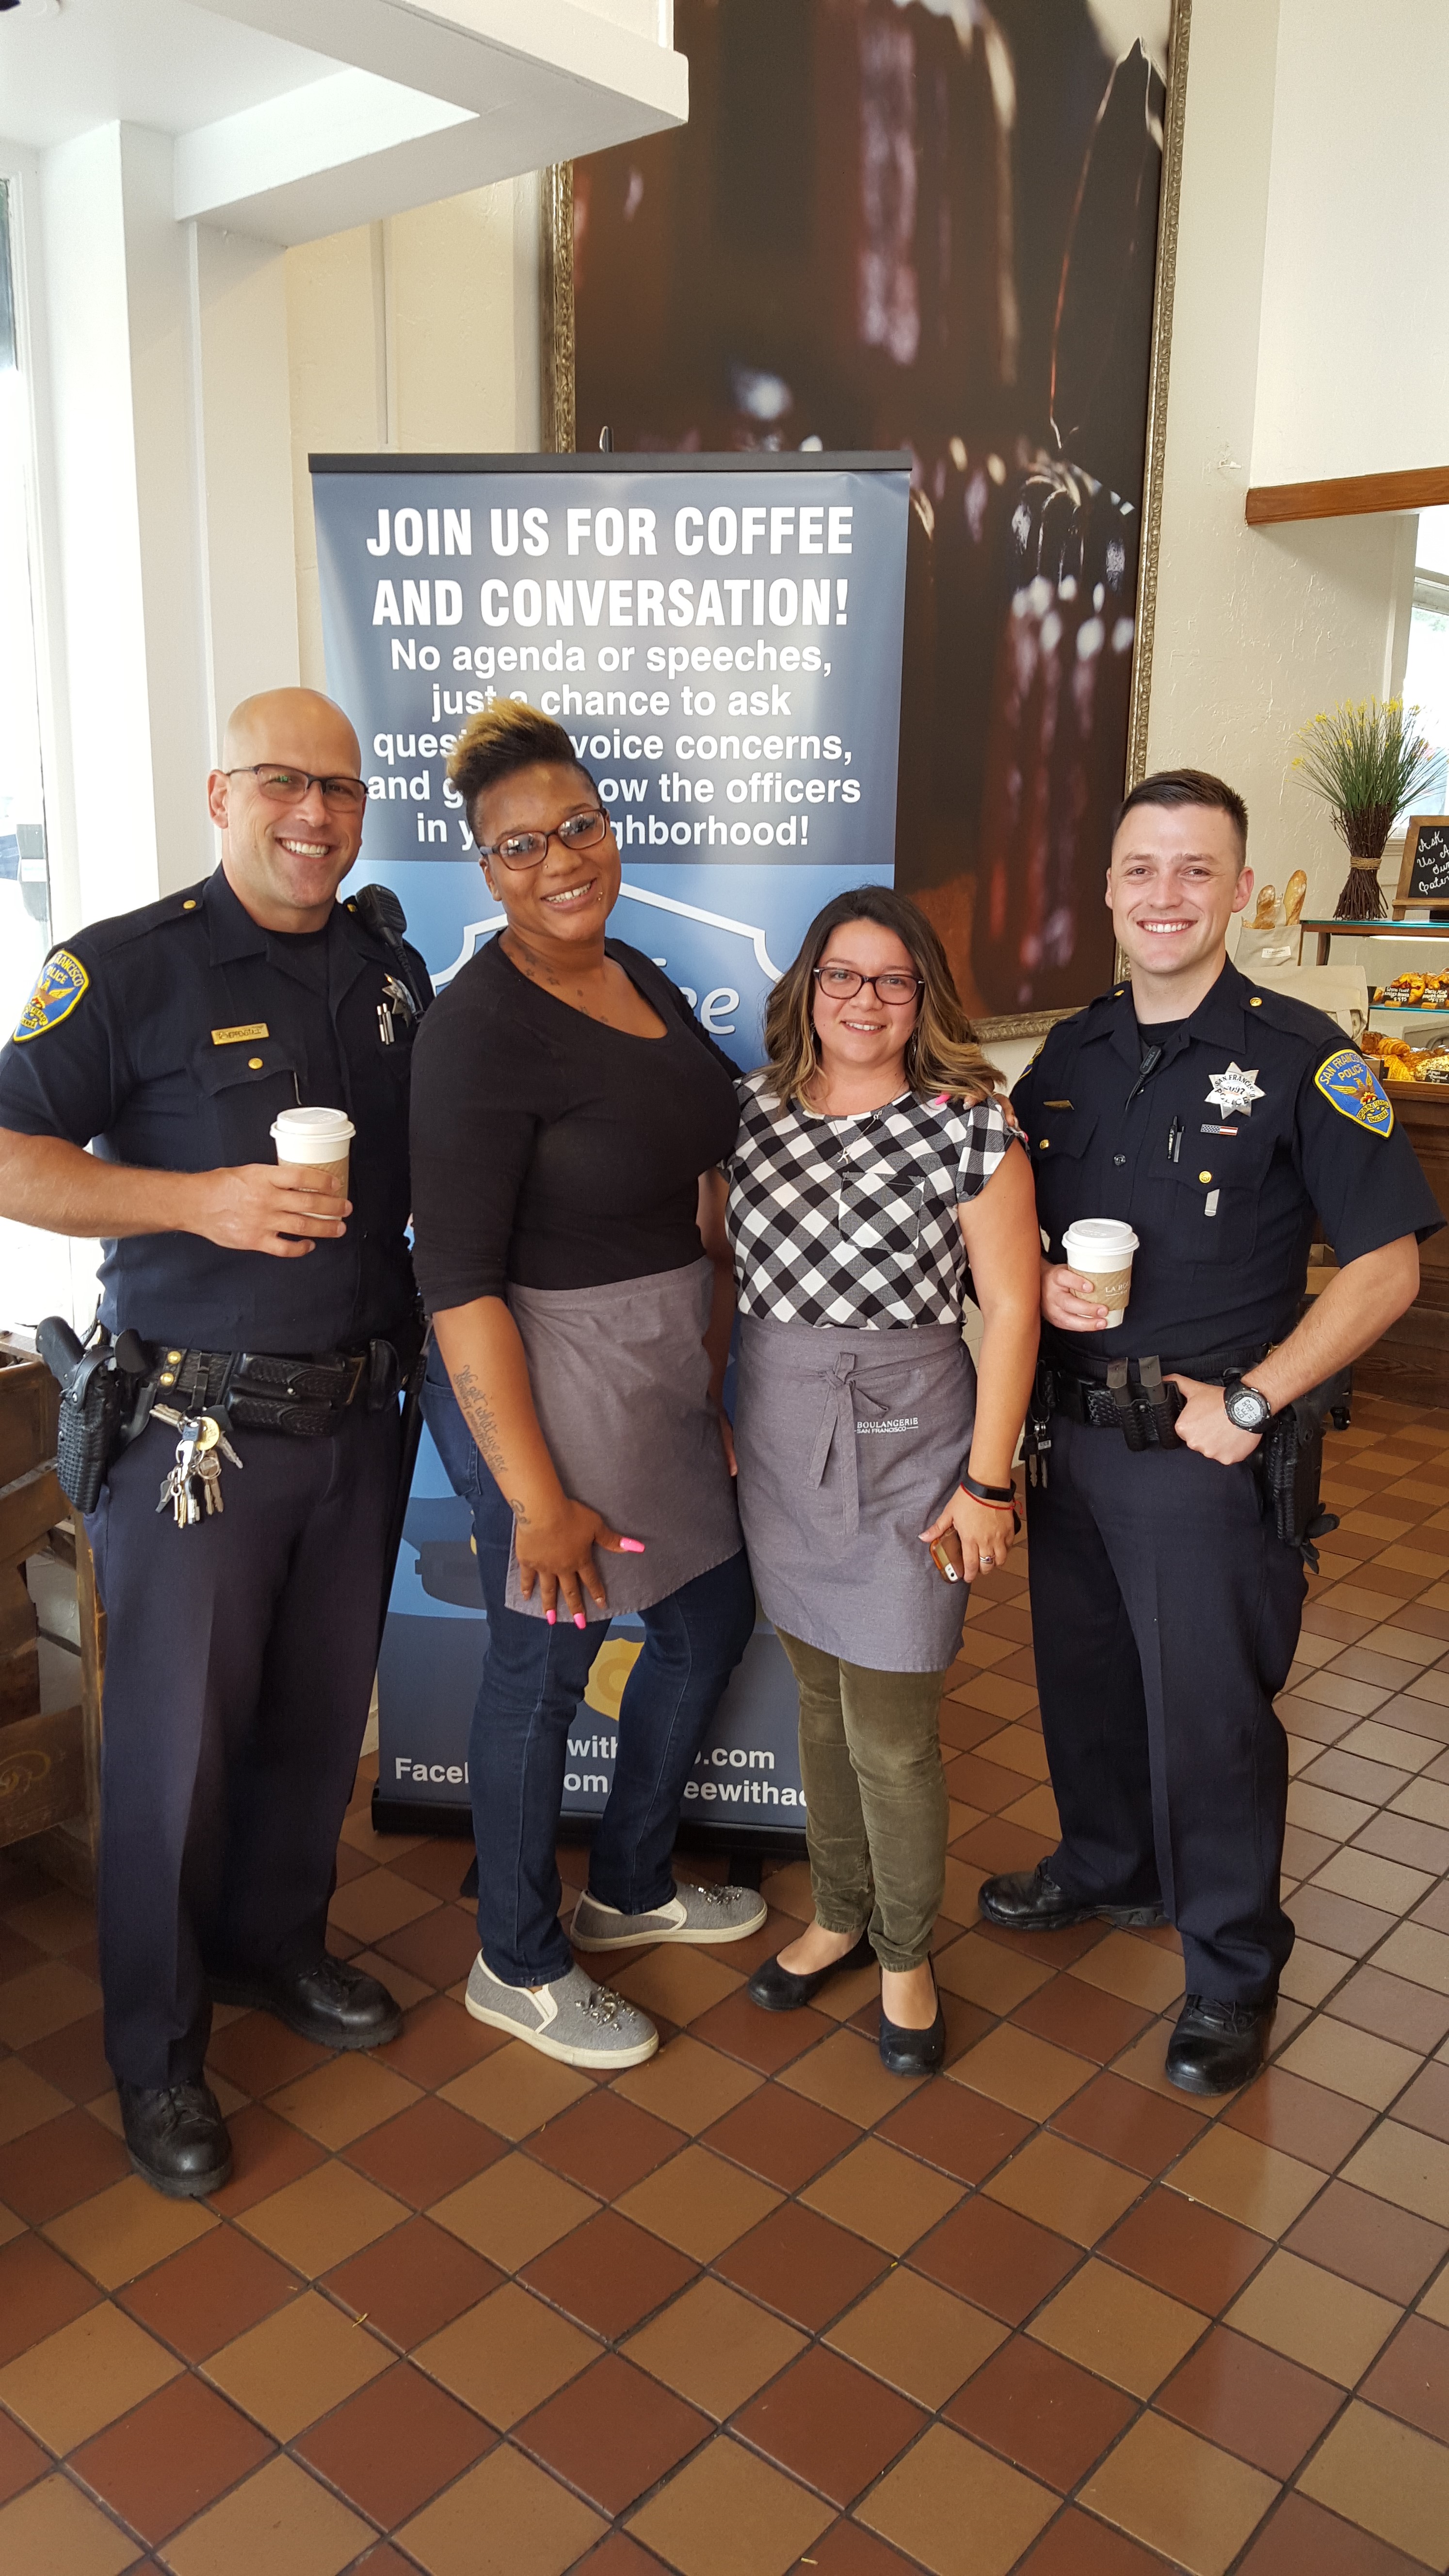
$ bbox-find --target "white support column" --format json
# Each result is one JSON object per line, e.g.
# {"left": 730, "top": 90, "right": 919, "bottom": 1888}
{"left": 191, "top": 225, "right": 301, "bottom": 742}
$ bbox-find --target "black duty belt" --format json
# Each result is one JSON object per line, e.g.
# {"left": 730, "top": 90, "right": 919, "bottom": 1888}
{"left": 1027, "top": 1340, "right": 1272, "bottom": 1466}
{"left": 144, "top": 1315, "right": 424, "bottom": 1438}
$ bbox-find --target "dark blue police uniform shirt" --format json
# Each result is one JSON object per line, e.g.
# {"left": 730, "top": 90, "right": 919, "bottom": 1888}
{"left": 1013, "top": 958, "right": 1444, "bottom": 1359}
{"left": 0, "top": 867, "right": 428, "bottom": 1353}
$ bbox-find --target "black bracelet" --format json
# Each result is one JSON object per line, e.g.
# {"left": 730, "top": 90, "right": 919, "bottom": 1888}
{"left": 959, "top": 1468, "right": 1016, "bottom": 1507}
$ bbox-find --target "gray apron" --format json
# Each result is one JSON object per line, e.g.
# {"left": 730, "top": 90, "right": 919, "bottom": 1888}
{"left": 734, "top": 1315, "right": 977, "bottom": 1672}
{"left": 505, "top": 1256, "right": 742, "bottom": 1623}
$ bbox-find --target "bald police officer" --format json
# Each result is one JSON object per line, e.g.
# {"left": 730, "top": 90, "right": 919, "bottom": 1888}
{"left": 0, "top": 690, "right": 427, "bottom": 2194}
{"left": 982, "top": 769, "right": 1440, "bottom": 2093}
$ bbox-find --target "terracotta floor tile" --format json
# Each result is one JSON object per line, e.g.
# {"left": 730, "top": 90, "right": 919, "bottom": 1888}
{"left": 1314, "top": 1848, "right": 1433, "bottom": 1918}
{"left": 1298, "top": 2399, "right": 1449, "bottom": 2569}
{"left": 414, "top": 2281, "right": 598, "bottom": 2428}
{"left": 1079, "top": 2412, "right": 1277, "bottom": 2576}
{"left": 983, "top": 2132, "right": 1143, "bottom": 2248}
{"left": 717, "top": 2201, "right": 889, "bottom": 2332}
{"left": 945, "top": 2331, "right": 1134, "bottom": 2490}
{"left": 1395, "top": 2060, "right": 1449, "bottom": 2143}
{"left": 202, "top": 2010, "right": 328, "bottom": 2098}
{"left": 521, "top": 2207, "right": 696, "bottom": 2338}
{"left": 572, "top": 2538, "right": 674, "bottom": 2576}
{"left": 1009, "top": 1976, "right": 1154, "bottom": 2066}
{"left": 343, "top": 2093, "right": 506, "bottom": 2206}
{"left": 875, "top": 2080, "right": 1031, "bottom": 2187}
{"left": 1102, "top": 2189, "right": 1272, "bottom": 2314}
{"left": 163, "top": 2452, "right": 373, "bottom": 2576}
{"left": 616, "top": 2141, "right": 781, "bottom": 2261}
{"left": 71, "top": 2370, "right": 272, "bottom": 2544}
{"left": 688, "top": 1987, "right": 835, "bottom": 2075}
{"left": 610, "top": 1946, "right": 742, "bottom": 2028}
{"left": 0, "top": 2472, "right": 142, "bottom": 2576}
{"left": 858, "top": 2420, "right": 1055, "bottom": 2576}
{"left": 1157, "top": 2322, "right": 1343, "bottom": 2478}
{"left": 777, "top": 2026, "right": 925, "bottom": 2126}
{"left": 203, "top": 2102, "right": 326, "bottom": 2218}
{"left": 399, "top": 2442, "right": 606, "bottom": 2576}
{"left": 117, "top": 2225, "right": 299, "bottom": 2364}
{"left": 0, "top": 1958, "right": 102, "bottom": 2050}
{"left": 952, "top": 1817, "right": 1054, "bottom": 1876}
{"left": 516, "top": 2350, "right": 709, "bottom": 2516}
{"left": 439, "top": 2039, "right": 594, "bottom": 2142}
{"left": 1291, "top": 1887, "right": 1399, "bottom": 1961}
{"left": 1167, "top": 2124, "right": 1323, "bottom": 2238}
{"left": 1236, "top": 2490, "right": 1430, "bottom": 2576}
{"left": 1341, "top": 2118, "right": 1449, "bottom": 2224}
{"left": 612, "top": 2032, "right": 763, "bottom": 2134}
{"left": 911, "top": 2195, "right": 1078, "bottom": 2327}
{"left": 0, "top": 2105, "right": 129, "bottom": 2222}
{"left": 372, "top": 1990, "right": 501, "bottom": 2088}
{"left": 322, "top": 2210, "right": 501, "bottom": 2351}
{"left": 234, "top": 2155, "right": 407, "bottom": 2277}
{"left": 786, "top": 2522, "right": 933, "bottom": 2576}
{"left": 1357, "top": 2312, "right": 1449, "bottom": 2448}
{"left": 527, "top": 2086, "right": 684, "bottom": 2198}
{"left": 429, "top": 2149, "right": 596, "bottom": 2271}
{"left": 826, "top": 2264, "right": 1005, "bottom": 2410}
{"left": 734, "top": 2342, "right": 926, "bottom": 2507}
{"left": 1222, "top": 2066, "right": 1377, "bottom": 2171}
{"left": 0, "top": 2406, "right": 47, "bottom": 2510}
{"left": 296, "top": 2356, "right": 495, "bottom": 2523}
{"left": 0, "top": 2231, "right": 100, "bottom": 2367}
{"left": 328, "top": 1866, "right": 440, "bottom": 1944}
{"left": 1015, "top": 2503, "right": 1185, "bottom": 2575}
{"left": 264, "top": 2053, "right": 421, "bottom": 2151}
{"left": 627, "top": 2434, "right": 833, "bottom": 2576}
{"left": 949, "top": 2024, "right": 1094, "bottom": 2123}
{"left": 1069, "top": 1931, "right": 1184, "bottom": 2016}
{"left": 934, "top": 1931, "right": 1053, "bottom": 2015}
{"left": 1030, "top": 2254, "right": 1204, "bottom": 2397}
{"left": 373, "top": 1901, "right": 483, "bottom": 1992}
{"left": 801, "top": 2134, "right": 962, "bottom": 2254}
{"left": 0, "top": 2055, "right": 71, "bottom": 2148}
{"left": 1284, "top": 2177, "right": 1449, "bottom": 2302}
{"left": 702, "top": 2080, "right": 857, "bottom": 2190}
{"left": 624, "top": 2274, "right": 805, "bottom": 2418}
{"left": 1049, "top": 2069, "right": 1205, "bottom": 2178}
{"left": 1276, "top": 2017, "right": 1422, "bottom": 2112}
{"left": 43, "top": 2173, "right": 215, "bottom": 2291}
{"left": 19, "top": 2015, "right": 113, "bottom": 2118}
{"left": 0, "top": 2299, "right": 180, "bottom": 2451}
{"left": 204, "top": 2286, "right": 392, "bottom": 2438}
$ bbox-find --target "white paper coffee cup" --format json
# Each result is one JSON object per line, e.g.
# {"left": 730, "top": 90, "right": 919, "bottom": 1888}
{"left": 271, "top": 1106, "right": 354, "bottom": 1198}
{"left": 1062, "top": 1219, "right": 1139, "bottom": 1328}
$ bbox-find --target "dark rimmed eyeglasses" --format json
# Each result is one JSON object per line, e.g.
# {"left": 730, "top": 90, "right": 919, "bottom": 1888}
{"left": 224, "top": 765, "right": 369, "bottom": 810}
{"left": 813, "top": 964, "right": 923, "bottom": 1004}
{"left": 476, "top": 808, "right": 612, "bottom": 870}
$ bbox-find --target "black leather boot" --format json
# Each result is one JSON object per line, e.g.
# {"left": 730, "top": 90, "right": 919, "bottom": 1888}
{"left": 1166, "top": 1993, "right": 1274, "bottom": 2095}
{"left": 211, "top": 1955, "right": 402, "bottom": 2050}
{"left": 748, "top": 1931, "right": 874, "bottom": 2012}
{"left": 979, "top": 1861, "right": 1165, "bottom": 1934}
{"left": 119, "top": 2081, "right": 232, "bottom": 2199}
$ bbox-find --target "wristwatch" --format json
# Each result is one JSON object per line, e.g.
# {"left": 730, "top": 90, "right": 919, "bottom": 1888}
{"left": 1224, "top": 1377, "right": 1274, "bottom": 1433}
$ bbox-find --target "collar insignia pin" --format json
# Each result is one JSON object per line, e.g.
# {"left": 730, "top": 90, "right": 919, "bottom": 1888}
{"left": 1205, "top": 1063, "right": 1264, "bottom": 1117}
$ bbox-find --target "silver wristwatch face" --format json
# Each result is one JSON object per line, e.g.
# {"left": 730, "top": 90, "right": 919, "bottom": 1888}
{"left": 1226, "top": 1383, "right": 1272, "bottom": 1430}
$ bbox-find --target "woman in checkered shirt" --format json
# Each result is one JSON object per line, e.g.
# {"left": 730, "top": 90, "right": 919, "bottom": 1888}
{"left": 727, "top": 886, "right": 1041, "bottom": 2073}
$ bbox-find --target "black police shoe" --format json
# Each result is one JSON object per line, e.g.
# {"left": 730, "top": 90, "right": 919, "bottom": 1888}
{"left": 211, "top": 1955, "right": 403, "bottom": 2050}
{"left": 1166, "top": 1993, "right": 1274, "bottom": 2095}
{"left": 748, "top": 1931, "right": 874, "bottom": 2012}
{"left": 879, "top": 1975, "right": 947, "bottom": 2077}
{"left": 119, "top": 2080, "right": 232, "bottom": 2199}
{"left": 978, "top": 1861, "right": 1165, "bottom": 1934}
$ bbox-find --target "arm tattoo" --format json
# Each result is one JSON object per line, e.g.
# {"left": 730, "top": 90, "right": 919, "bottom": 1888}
{"left": 451, "top": 1363, "right": 530, "bottom": 1522}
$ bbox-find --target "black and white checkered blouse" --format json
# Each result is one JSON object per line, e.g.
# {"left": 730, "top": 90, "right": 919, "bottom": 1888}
{"left": 725, "top": 1069, "right": 1014, "bottom": 1328}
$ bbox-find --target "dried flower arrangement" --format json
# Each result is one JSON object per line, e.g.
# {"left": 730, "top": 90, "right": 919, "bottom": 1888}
{"left": 1293, "top": 699, "right": 1438, "bottom": 919}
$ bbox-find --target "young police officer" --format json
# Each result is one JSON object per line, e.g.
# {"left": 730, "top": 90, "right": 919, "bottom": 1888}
{"left": 984, "top": 769, "right": 1441, "bottom": 2093}
{"left": 0, "top": 689, "right": 428, "bottom": 2195}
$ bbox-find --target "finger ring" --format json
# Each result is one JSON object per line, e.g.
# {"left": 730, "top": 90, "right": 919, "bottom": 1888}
{"left": 980, "top": 1552, "right": 993, "bottom": 1568}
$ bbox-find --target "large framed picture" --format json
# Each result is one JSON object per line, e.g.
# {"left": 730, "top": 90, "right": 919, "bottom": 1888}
{"left": 551, "top": 0, "right": 1189, "bottom": 1034}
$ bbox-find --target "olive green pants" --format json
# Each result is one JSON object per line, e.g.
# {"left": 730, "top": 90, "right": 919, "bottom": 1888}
{"left": 776, "top": 1629, "right": 950, "bottom": 1973}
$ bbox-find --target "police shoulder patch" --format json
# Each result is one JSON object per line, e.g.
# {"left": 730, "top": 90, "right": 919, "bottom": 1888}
{"left": 1314, "top": 1046, "right": 1394, "bottom": 1138}
{"left": 13, "top": 949, "right": 90, "bottom": 1043}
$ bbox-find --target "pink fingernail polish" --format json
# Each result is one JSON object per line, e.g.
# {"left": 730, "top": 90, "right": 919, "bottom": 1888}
{"left": 619, "top": 1538, "right": 646, "bottom": 1554}
{"left": 546, "top": 1609, "right": 556, "bottom": 1626}
{"left": 574, "top": 1611, "right": 587, "bottom": 1630}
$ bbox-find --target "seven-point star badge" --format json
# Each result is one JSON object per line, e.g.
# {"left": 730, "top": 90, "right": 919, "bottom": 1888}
{"left": 1205, "top": 1063, "right": 1264, "bottom": 1116}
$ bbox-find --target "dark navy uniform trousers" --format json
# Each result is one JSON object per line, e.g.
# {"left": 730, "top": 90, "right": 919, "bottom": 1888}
{"left": 87, "top": 1402, "right": 401, "bottom": 2089}
{"left": 1026, "top": 1410, "right": 1305, "bottom": 2005}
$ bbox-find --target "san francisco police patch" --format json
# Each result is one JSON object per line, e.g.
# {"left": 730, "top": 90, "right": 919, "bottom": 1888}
{"left": 13, "top": 949, "right": 89, "bottom": 1043}
{"left": 1314, "top": 1047, "right": 1394, "bottom": 1138}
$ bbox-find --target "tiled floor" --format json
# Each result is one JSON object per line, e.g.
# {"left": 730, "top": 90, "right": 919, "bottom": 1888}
{"left": 2, "top": 1389, "right": 1449, "bottom": 2575}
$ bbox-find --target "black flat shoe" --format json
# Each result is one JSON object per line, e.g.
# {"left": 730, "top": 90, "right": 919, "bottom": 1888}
{"left": 879, "top": 1980, "right": 947, "bottom": 2077}
{"left": 747, "top": 1932, "right": 874, "bottom": 2012}
{"left": 978, "top": 1860, "right": 1165, "bottom": 1935}
{"left": 119, "top": 2080, "right": 232, "bottom": 2199}
{"left": 211, "top": 1955, "right": 402, "bottom": 2050}
{"left": 1166, "top": 1993, "right": 1274, "bottom": 2095}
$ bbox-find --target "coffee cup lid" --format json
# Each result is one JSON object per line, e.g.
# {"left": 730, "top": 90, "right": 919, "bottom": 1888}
{"left": 1063, "top": 1218, "right": 1139, "bottom": 1255}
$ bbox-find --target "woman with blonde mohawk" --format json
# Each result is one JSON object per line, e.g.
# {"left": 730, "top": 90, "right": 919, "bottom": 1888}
{"left": 408, "top": 701, "right": 760, "bottom": 2072}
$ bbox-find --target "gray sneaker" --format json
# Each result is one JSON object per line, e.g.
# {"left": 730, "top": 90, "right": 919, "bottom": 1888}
{"left": 464, "top": 1954, "right": 658, "bottom": 2070}
{"left": 572, "top": 1881, "right": 768, "bottom": 1951}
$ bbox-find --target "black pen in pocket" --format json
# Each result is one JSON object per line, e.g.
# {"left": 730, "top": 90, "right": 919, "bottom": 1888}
{"left": 1167, "top": 1116, "right": 1182, "bottom": 1164}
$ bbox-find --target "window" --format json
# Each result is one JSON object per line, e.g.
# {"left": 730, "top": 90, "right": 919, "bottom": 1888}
{"left": 0, "top": 176, "right": 53, "bottom": 1043}
{"left": 1404, "top": 504, "right": 1449, "bottom": 816}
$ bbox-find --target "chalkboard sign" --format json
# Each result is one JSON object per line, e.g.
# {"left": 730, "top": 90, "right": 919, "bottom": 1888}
{"left": 1396, "top": 817, "right": 1449, "bottom": 915}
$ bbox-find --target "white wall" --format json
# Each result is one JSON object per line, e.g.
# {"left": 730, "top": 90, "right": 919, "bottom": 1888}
{"left": 1144, "top": 0, "right": 1413, "bottom": 924}
{"left": 1251, "top": 0, "right": 1449, "bottom": 490}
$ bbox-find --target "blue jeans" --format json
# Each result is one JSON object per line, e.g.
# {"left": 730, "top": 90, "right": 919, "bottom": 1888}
{"left": 422, "top": 1349, "right": 756, "bottom": 1985}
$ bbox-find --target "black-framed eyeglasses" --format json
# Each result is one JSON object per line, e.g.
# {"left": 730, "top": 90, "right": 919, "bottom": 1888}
{"left": 224, "top": 765, "right": 369, "bottom": 810}
{"left": 477, "top": 808, "right": 612, "bottom": 870}
{"left": 813, "top": 964, "right": 923, "bottom": 1004}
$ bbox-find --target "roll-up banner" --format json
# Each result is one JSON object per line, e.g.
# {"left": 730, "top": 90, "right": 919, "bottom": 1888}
{"left": 309, "top": 451, "right": 911, "bottom": 1840}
